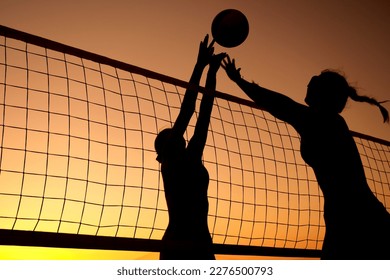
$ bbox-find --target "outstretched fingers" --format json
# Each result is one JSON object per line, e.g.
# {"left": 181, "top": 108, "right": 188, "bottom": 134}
{"left": 209, "top": 52, "right": 227, "bottom": 72}
{"left": 221, "top": 55, "right": 234, "bottom": 69}
{"left": 221, "top": 55, "right": 241, "bottom": 82}
{"left": 209, "top": 38, "right": 216, "bottom": 48}
{"left": 201, "top": 34, "right": 214, "bottom": 49}
{"left": 198, "top": 34, "right": 215, "bottom": 67}
{"left": 214, "top": 52, "right": 227, "bottom": 63}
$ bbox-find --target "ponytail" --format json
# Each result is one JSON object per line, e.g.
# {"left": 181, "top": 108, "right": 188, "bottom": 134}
{"left": 348, "top": 87, "right": 389, "bottom": 123}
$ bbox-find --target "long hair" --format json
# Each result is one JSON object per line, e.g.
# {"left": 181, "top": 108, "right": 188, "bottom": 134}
{"left": 347, "top": 87, "right": 389, "bottom": 123}
{"left": 321, "top": 70, "right": 389, "bottom": 123}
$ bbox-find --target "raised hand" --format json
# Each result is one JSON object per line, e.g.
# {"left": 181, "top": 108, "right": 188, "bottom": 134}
{"left": 196, "top": 34, "right": 215, "bottom": 69}
{"left": 208, "top": 52, "right": 227, "bottom": 74}
{"left": 222, "top": 55, "right": 242, "bottom": 82}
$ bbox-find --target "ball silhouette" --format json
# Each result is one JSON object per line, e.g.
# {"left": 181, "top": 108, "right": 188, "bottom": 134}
{"left": 211, "top": 9, "right": 249, "bottom": 48}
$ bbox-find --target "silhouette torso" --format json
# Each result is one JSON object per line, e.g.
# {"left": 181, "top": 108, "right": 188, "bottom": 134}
{"left": 159, "top": 133, "right": 213, "bottom": 259}
{"left": 296, "top": 109, "right": 390, "bottom": 259}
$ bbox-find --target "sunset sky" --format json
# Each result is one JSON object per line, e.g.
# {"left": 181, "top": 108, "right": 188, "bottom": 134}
{"left": 0, "top": 0, "right": 389, "bottom": 260}
{"left": 1, "top": 0, "right": 389, "bottom": 140}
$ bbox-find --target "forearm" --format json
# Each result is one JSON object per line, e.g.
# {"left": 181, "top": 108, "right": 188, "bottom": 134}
{"left": 181, "top": 64, "right": 204, "bottom": 111}
{"left": 198, "top": 92, "right": 214, "bottom": 127}
{"left": 234, "top": 76, "right": 297, "bottom": 120}
{"left": 190, "top": 70, "right": 216, "bottom": 151}
{"left": 235, "top": 77, "right": 275, "bottom": 105}
{"left": 223, "top": 55, "right": 304, "bottom": 124}
{"left": 205, "top": 69, "right": 217, "bottom": 94}
{"left": 173, "top": 63, "right": 205, "bottom": 134}
{"left": 199, "top": 71, "right": 216, "bottom": 123}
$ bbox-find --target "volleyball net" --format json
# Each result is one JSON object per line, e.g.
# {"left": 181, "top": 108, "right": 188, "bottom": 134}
{"left": 0, "top": 25, "right": 389, "bottom": 258}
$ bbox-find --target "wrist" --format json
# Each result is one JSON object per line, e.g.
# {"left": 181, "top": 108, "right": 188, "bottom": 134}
{"left": 207, "top": 69, "right": 218, "bottom": 79}
{"left": 233, "top": 75, "right": 242, "bottom": 83}
{"left": 195, "top": 61, "right": 207, "bottom": 69}
{"left": 191, "top": 65, "right": 204, "bottom": 79}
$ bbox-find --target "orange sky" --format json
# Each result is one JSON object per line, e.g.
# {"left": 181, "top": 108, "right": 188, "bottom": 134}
{"left": 0, "top": 0, "right": 389, "bottom": 260}
{"left": 0, "top": 0, "right": 389, "bottom": 141}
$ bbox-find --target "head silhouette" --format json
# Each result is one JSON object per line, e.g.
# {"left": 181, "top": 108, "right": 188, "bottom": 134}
{"left": 155, "top": 128, "right": 186, "bottom": 163}
{"left": 305, "top": 69, "right": 389, "bottom": 122}
{"left": 305, "top": 70, "right": 349, "bottom": 113}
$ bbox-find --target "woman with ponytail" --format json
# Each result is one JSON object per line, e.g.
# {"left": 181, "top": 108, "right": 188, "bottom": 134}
{"left": 222, "top": 57, "right": 390, "bottom": 259}
{"left": 348, "top": 86, "right": 389, "bottom": 123}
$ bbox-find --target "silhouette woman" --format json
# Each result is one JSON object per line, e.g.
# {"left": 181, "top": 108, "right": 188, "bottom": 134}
{"left": 222, "top": 56, "right": 390, "bottom": 260}
{"left": 155, "top": 35, "right": 225, "bottom": 260}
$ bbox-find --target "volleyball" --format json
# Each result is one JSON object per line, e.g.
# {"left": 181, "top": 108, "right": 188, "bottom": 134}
{"left": 211, "top": 9, "right": 249, "bottom": 48}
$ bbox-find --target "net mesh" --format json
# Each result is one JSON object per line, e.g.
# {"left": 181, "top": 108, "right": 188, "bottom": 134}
{"left": 0, "top": 26, "right": 389, "bottom": 255}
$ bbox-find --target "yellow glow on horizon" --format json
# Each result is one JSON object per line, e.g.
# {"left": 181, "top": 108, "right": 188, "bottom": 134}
{"left": 0, "top": 246, "right": 316, "bottom": 260}
{"left": 0, "top": 246, "right": 158, "bottom": 260}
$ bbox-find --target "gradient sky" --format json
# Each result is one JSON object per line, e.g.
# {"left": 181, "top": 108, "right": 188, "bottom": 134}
{"left": 1, "top": 0, "right": 389, "bottom": 141}
{"left": 0, "top": 0, "right": 389, "bottom": 260}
